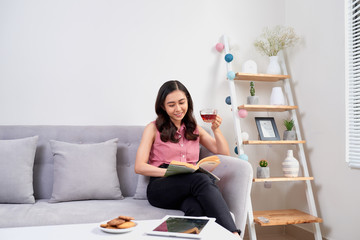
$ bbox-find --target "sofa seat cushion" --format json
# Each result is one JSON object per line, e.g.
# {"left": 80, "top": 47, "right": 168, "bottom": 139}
{"left": 0, "top": 198, "right": 183, "bottom": 228}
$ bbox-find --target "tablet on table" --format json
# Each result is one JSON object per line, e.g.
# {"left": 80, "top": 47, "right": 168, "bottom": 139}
{"left": 146, "top": 215, "right": 215, "bottom": 239}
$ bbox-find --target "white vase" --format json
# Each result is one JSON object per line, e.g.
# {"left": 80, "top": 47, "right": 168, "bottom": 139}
{"left": 266, "top": 56, "right": 281, "bottom": 75}
{"left": 282, "top": 150, "right": 299, "bottom": 177}
{"left": 270, "top": 87, "right": 285, "bottom": 105}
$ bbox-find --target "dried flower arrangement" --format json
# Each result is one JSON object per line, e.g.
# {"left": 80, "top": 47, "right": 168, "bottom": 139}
{"left": 254, "top": 25, "right": 300, "bottom": 57}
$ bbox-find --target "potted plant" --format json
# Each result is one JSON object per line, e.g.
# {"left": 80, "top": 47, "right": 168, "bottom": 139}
{"left": 283, "top": 119, "right": 296, "bottom": 140}
{"left": 256, "top": 159, "right": 270, "bottom": 178}
{"left": 254, "top": 25, "right": 299, "bottom": 74}
{"left": 247, "top": 81, "right": 259, "bottom": 104}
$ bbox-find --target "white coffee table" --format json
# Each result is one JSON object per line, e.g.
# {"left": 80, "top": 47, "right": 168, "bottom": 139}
{"left": 0, "top": 219, "right": 241, "bottom": 240}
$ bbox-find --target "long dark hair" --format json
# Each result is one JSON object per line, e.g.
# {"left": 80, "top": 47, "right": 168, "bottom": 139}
{"left": 155, "top": 80, "right": 198, "bottom": 143}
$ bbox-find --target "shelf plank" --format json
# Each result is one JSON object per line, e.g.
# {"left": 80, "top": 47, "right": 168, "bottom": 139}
{"left": 254, "top": 209, "right": 322, "bottom": 226}
{"left": 234, "top": 73, "right": 290, "bottom": 82}
{"left": 243, "top": 140, "right": 306, "bottom": 145}
{"left": 238, "top": 105, "right": 298, "bottom": 112}
{"left": 253, "top": 177, "right": 314, "bottom": 182}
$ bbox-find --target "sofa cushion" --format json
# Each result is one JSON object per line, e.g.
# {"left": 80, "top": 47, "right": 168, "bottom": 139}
{"left": 0, "top": 136, "right": 38, "bottom": 204}
{"left": 0, "top": 198, "right": 183, "bottom": 228}
{"left": 133, "top": 175, "right": 149, "bottom": 200}
{"left": 49, "top": 138, "right": 123, "bottom": 202}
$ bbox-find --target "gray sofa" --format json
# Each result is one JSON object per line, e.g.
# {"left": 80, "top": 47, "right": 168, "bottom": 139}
{"left": 0, "top": 126, "right": 253, "bottom": 235}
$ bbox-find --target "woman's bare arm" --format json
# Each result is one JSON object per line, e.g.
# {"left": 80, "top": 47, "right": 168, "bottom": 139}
{"left": 134, "top": 123, "right": 167, "bottom": 177}
{"left": 199, "top": 115, "right": 230, "bottom": 156}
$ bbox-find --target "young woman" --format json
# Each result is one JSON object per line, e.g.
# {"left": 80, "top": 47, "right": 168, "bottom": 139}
{"left": 135, "top": 80, "right": 241, "bottom": 237}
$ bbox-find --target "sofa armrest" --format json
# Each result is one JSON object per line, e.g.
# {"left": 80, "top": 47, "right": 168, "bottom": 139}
{"left": 213, "top": 155, "right": 253, "bottom": 235}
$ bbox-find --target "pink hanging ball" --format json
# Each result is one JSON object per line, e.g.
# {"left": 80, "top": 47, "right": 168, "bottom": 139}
{"left": 238, "top": 109, "right": 248, "bottom": 118}
{"left": 215, "top": 43, "right": 224, "bottom": 52}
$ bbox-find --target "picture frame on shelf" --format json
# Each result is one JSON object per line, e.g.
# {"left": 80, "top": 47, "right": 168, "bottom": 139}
{"left": 255, "top": 117, "right": 280, "bottom": 140}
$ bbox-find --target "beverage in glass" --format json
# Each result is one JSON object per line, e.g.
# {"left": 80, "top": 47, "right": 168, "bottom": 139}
{"left": 200, "top": 109, "right": 217, "bottom": 123}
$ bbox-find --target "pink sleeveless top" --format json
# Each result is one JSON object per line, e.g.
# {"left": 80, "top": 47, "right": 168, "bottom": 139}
{"left": 148, "top": 122, "right": 200, "bottom": 167}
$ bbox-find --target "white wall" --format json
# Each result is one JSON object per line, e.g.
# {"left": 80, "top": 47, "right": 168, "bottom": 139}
{"left": 0, "top": 0, "right": 356, "bottom": 239}
{"left": 0, "top": 0, "right": 284, "bottom": 126}
{"left": 285, "top": 0, "right": 360, "bottom": 239}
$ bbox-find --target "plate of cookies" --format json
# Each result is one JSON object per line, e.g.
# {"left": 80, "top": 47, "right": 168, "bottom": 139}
{"left": 99, "top": 215, "right": 137, "bottom": 233}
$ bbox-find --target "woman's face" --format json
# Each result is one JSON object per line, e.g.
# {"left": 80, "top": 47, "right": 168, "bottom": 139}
{"left": 163, "top": 90, "right": 188, "bottom": 127}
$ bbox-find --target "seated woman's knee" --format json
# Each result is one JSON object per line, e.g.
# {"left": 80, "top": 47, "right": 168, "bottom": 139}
{"left": 192, "top": 172, "right": 215, "bottom": 186}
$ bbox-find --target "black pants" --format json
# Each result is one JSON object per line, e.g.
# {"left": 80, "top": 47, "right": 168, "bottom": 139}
{"left": 147, "top": 172, "right": 240, "bottom": 234}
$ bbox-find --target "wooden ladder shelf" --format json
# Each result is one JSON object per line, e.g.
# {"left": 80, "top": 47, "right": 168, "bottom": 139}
{"left": 221, "top": 35, "right": 323, "bottom": 240}
{"left": 253, "top": 209, "right": 322, "bottom": 226}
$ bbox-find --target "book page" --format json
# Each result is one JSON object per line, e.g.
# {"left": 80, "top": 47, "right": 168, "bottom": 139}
{"left": 198, "top": 161, "right": 219, "bottom": 172}
{"left": 197, "top": 156, "right": 220, "bottom": 172}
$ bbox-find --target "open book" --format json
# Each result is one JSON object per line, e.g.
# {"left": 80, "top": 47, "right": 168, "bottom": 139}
{"left": 164, "top": 156, "right": 221, "bottom": 181}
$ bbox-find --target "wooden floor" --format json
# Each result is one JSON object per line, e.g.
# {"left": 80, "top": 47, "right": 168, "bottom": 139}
{"left": 242, "top": 225, "right": 320, "bottom": 240}
{"left": 243, "top": 234, "right": 297, "bottom": 240}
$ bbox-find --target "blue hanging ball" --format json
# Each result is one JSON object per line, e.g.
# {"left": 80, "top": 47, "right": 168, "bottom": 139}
{"left": 227, "top": 71, "right": 235, "bottom": 80}
{"left": 225, "top": 53, "right": 233, "bottom": 63}
{"left": 234, "top": 146, "right": 238, "bottom": 155}
{"left": 225, "top": 96, "right": 231, "bottom": 105}
{"left": 239, "top": 154, "right": 249, "bottom": 161}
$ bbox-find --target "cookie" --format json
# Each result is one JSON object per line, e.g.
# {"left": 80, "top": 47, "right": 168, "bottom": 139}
{"left": 117, "top": 221, "right": 136, "bottom": 229}
{"left": 107, "top": 218, "right": 125, "bottom": 226}
{"left": 100, "top": 223, "right": 108, "bottom": 228}
{"left": 118, "top": 216, "right": 135, "bottom": 221}
{"left": 105, "top": 226, "right": 118, "bottom": 229}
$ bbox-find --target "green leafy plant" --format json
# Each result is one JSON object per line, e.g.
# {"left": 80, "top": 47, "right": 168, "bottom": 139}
{"left": 284, "top": 119, "right": 295, "bottom": 131}
{"left": 250, "top": 82, "right": 255, "bottom": 96}
{"left": 254, "top": 25, "right": 300, "bottom": 57}
{"left": 259, "top": 160, "right": 268, "bottom": 167}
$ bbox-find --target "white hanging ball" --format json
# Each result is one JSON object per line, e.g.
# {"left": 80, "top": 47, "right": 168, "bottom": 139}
{"left": 241, "top": 132, "right": 249, "bottom": 141}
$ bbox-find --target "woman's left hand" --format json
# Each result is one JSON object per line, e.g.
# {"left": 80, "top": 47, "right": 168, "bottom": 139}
{"left": 211, "top": 115, "right": 222, "bottom": 131}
